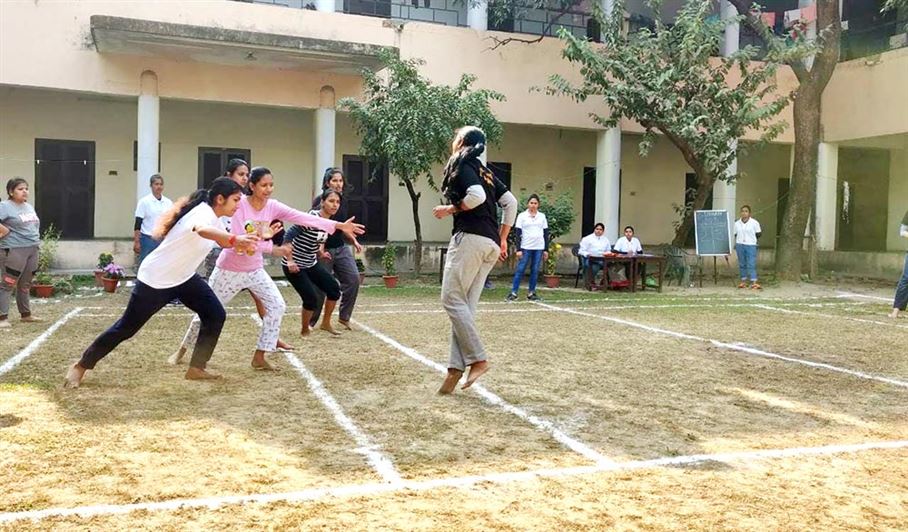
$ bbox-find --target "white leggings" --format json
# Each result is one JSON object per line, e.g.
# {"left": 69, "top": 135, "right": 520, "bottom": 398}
{"left": 181, "top": 267, "right": 286, "bottom": 352}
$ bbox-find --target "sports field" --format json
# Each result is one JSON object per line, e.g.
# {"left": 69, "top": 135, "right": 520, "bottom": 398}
{"left": 1, "top": 283, "right": 906, "bottom": 530}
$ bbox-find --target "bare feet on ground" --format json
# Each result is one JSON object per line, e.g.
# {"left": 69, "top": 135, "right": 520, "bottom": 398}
{"left": 64, "top": 363, "right": 86, "bottom": 388}
{"left": 185, "top": 367, "right": 222, "bottom": 380}
{"left": 251, "top": 353, "right": 279, "bottom": 371}
{"left": 889, "top": 309, "right": 901, "bottom": 319}
{"left": 462, "top": 361, "right": 489, "bottom": 389}
{"left": 320, "top": 323, "right": 341, "bottom": 336}
{"left": 438, "top": 369, "right": 463, "bottom": 395}
{"left": 276, "top": 339, "right": 295, "bottom": 351}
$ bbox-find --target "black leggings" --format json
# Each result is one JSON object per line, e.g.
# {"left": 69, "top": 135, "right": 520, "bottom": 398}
{"left": 283, "top": 263, "right": 341, "bottom": 311}
{"left": 79, "top": 275, "right": 226, "bottom": 370}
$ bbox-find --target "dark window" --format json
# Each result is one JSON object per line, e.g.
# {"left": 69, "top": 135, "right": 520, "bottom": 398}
{"left": 488, "top": 161, "right": 512, "bottom": 190}
{"left": 582, "top": 166, "right": 596, "bottom": 236}
{"left": 685, "top": 172, "right": 713, "bottom": 247}
{"left": 344, "top": 0, "right": 391, "bottom": 18}
{"left": 488, "top": 1, "right": 515, "bottom": 32}
{"left": 197, "top": 147, "right": 251, "bottom": 189}
{"left": 34, "top": 139, "right": 96, "bottom": 239}
{"left": 343, "top": 155, "right": 389, "bottom": 242}
{"left": 132, "top": 141, "right": 162, "bottom": 172}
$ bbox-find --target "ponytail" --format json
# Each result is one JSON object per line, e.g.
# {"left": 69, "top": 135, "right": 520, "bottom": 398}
{"left": 152, "top": 177, "right": 241, "bottom": 240}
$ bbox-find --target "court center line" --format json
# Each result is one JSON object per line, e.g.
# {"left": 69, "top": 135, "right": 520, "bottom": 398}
{"left": 248, "top": 315, "right": 401, "bottom": 484}
{"left": 350, "top": 318, "right": 614, "bottom": 467}
{"left": 0, "top": 308, "right": 83, "bottom": 377}
{"left": 2, "top": 438, "right": 905, "bottom": 524}
{"left": 535, "top": 303, "right": 908, "bottom": 390}
{"left": 754, "top": 304, "right": 908, "bottom": 330}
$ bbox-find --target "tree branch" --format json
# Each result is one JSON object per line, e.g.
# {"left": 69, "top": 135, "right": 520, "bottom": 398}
{"left": 484, "top": 0, "right": 583, "bottom": 51}
{"left": 726, "top": 0, "right": 809, "bottom": 82}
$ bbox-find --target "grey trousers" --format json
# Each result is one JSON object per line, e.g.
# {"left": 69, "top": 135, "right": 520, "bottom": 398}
{"left": 0, "top": 246, "right": 39, "bottom": 318}
{"left": 311, "top": 244, "right": 360, "bottom": 323}
{"left": 441, "top": 232, "right": 499, "bottom": 371}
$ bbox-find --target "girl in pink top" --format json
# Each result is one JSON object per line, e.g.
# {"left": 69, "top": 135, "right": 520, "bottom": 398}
{"left": 174, "top": 167, "right": 365, "bottom": 370}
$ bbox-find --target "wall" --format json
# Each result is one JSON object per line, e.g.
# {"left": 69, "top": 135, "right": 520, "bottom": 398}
{"left": 836, "top": 147, "right": 890, "bottom": 252}
{"left": 887, "top": 148, "right": 908, "bottom": 252}
{"left": 736, "top": 142, "right": 793, "bottom": 247}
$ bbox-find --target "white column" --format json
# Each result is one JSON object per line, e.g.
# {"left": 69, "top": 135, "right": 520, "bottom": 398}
{"left": 137, "top": 70, "right": 159, "bottom": 204}
{"left": 596, "top": 129, "right": 621, "bottom": 243}
{"left": 715, "top": 1, "right": 738, "bottom": 222}
{"left": 799, "top": 0, "right": 817, "bottom": 69}
{"left": 720, "top": 0, "right": 740, "bottom": 56}
{"left": 315, "top": 0, "right": 335, "bottom": 13}
{"left": 815, "top": 142, "right": 838, "bottom": 251}
{"left": 467, "top": 1, "right": 487, "bottom": 31}
{"left": 314, "top": 86, "right": 336, "bottom": 195}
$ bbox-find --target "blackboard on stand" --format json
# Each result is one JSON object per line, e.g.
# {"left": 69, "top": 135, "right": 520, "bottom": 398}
{"left": 693, "top": 210, "right": 731, "bottom": 285}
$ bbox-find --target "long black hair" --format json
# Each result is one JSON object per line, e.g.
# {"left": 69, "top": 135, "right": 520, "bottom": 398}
{"left": 441, "top": 126, "right": 494, "bottom": 204}
{"left": 321, "top": 167, "right": 344, "bottom": 191}
{"left": 224, "top": 158, "right": 248, "bottom": 178}
{"left": 153, "top": 177, "right": 242, "bottom": 240}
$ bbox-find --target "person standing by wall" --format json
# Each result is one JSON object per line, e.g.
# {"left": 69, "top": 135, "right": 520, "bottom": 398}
{"left": 889, "top": 209, "right": 908, "bottom": 319}
{"left": 507, "top": 194, "right": 549, "bottom": 302}
{"left": 433, "top": 126, "right": 518, "bottom": 395}
{"left": 0, "top": 178, "right": 42, "bottom": 328}
{"left": 133, "top": 174, "right": 172, "bottom": 265}
{"left": 734, "top": 205, "right": 762, "bottom": 290}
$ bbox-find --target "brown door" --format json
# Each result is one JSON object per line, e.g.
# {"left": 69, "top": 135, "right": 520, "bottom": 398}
{"left": 34, "top": 139, "right": 96, "bottom": 239}
{"left": 343, "top": 155, "right": 388, "bottom": 242}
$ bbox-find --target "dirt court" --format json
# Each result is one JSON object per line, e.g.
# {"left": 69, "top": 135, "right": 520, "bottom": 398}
{"left": 1, "top": 282, "right": 906, "bottom": 530}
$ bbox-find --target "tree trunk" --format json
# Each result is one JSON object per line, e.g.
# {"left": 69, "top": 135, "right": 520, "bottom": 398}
{"left": 403, "top": 179, "right": 423, "bottom": 275}
{"left": 671, "top": 172, "right": 715, "bottom": 247}
{"left": 776, "top": 91, "right": 822, "bottom": 280}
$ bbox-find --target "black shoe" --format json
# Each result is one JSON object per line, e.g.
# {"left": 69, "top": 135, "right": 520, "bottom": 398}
{"left": 506, "top": 292, "right": 518, "bottom": 302}
{"left": 527, "top": 293, "right": 541, "bottom": 302}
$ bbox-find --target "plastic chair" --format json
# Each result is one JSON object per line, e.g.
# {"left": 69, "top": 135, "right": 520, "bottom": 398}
{"left": 571, "top": 244, "right": 584, "bottom": 288}
{"left": 659, "top": 244, "right": 696, "bottom": 287}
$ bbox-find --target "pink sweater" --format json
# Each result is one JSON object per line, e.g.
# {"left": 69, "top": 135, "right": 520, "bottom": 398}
{"left": 216, "top": 196, "right": 337, "bottom": 272}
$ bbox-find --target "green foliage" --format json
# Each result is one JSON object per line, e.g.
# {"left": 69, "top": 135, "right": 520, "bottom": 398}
{"left": 37, "top": 224, "right": 61, "bottom": 273}
{"left": 381, "top": 244, "right": 398, "bottom": 276}
{"left": 355, "top": 258, "right": 366, "bottom": 273}
{"left": 544, "top": 241, "right": 563, "bottom": 276}
{"left": 882, "top": 0, "right": 907, "bottom": 12}
{"left": 97, "top": 252, "right": 114, "bottom": 269}
{"left": 34, "top": 271, "right": 53, "bottom": 286}
{"left": 548, "top": 0, "right": 801, "bottom": 185}
{"left": 53, "top": 278, "right": 74, "bottom": 295}
{"left": 339, "top": 50, "right": 505, "bottom": 190}
{"left": 517, "top": 191, "right": 576, "bottom": 240}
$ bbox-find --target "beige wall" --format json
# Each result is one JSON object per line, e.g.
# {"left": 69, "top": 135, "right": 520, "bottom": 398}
{"left": 888, "top": 149, "right": 908, "bottom": 252}
{"left": 736, "top": 142, "right": 792, "bottom": 248}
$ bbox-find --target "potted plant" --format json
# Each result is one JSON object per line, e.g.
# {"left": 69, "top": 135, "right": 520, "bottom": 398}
{"left": 543, "top": 241, "right": 562, "bottom": 288}
{"left": 53, "top": 277, "right": 75, "bottom": 296}
{"left": 32, "top": 225, "right": 61, "bottom": 297}
{"left": 95, "top": 252, "right": 114, "bottom": 287}
{"left": 32, "top": 271, "right": 54, "bottom": 298}
{"left": 355, "top": 258, "right": 366, "bottom": 286}
{"left": 381, "top": 244, "right": 398, "bottom": 288}
{"left": 101, "top": 263, "right": 126, "bottom": 293}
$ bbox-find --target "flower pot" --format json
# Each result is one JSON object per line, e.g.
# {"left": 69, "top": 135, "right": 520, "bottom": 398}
{"left": 382, "top": 275, "right": 399, "bottom": 289}
{"left": 101, "top": 276, "right": 120, "bottom": 293}
{"left": 33, "top": 284, "right": 54, "bottom": 298}
{"left": 93, "top": 270, "right": 104, "bottom": 287}
{"left": 543, "top": 274, "right": 560, "bottom": 288}
{"left": 359, "top": 272, "right": 366, "bottom": 285}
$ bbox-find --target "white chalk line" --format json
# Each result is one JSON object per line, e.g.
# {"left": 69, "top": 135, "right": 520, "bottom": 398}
{"left": 836, "top": 291, "right": 894, "bottom": 303}
{"left": 536, "top": 303, "right": 908, "bottom": 390}
{"left": 350, "top": 318, "right": 613, "bottom": 468}
{"left": 0, "top": 308, "right": 83, "bottom": 377}
{"left": 754, "top": 304, "right": 908, "bottom": 331}
{"left": 247, "top": 315, "right": 401, "bottom": 484}
{"left": 2, "top": 439, "right": 905, "bottom": 524}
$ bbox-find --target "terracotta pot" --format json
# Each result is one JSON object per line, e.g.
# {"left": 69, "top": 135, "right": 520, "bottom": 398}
{"left": 543, "top": 274, "right": 560, "bottom": 288}
{"left": 93, "top": 270, "right": 104, "bottom": 287}
{"left": 33, "top": 284, "right": 54, "bottom": 298}
{"left": 359, "top": 272, "right": 366, "bottom": 285}
{"left": 382, "top": 275, "right": 399, "bottom": 288}
{"left": 101, "top": 276, "right": 120, "bottom": 293}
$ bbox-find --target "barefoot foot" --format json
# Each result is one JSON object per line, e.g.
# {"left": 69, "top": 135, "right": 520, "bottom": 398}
{"left": 300, "top": 327, "right": 311, "bottom": 337}
{"left": 276, "top": 339, "right": 295, "bottom": 352}
{"left": 890, "top": 309, "right": 900, "bottom": 319}
{"left": 251, "top": 357, "right": 279, "bottom": 371}
{"left": 64, "top": 363, "right": 86, "bottom": 388}
{"left": 167, "top": 347, "right": 187, "bottom": 365}
{"left": 185, "top": 367, "right": 222, "bottom": 380}
{"left": 320, "top": 324, "right": 341, "bottom": 336}
{"left": 438, "top": 369, "right": 463, "bottom": 395}
{"left": 338, "top": 320, "right": 353, "bottom": 331}
{"left": 462, "top": 361, "right": 489, "bottom": 390}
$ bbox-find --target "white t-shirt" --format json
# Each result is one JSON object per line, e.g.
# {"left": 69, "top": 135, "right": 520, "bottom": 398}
{"left": 137, "top": 203, "right": 222, "bottom": 289}
{"left": 516, "top": 210, "right": 548, "bottom": 250}
{"left": 613, "top": 236, "right": 642, "bottom": 254}
{"left": 135, "top": 194, "right": 173, "bottom": 236}
{"left": 579, "top": 233, "right": 611, "bottom": 257}
{"left": 734, "top": 218, "right": 762, "bottom": 246}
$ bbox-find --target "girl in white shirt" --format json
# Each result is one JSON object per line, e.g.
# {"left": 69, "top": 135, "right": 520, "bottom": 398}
{"left": 507, "top": 194, "right": 549, "bottom": 301}
{"left": 733, "top": 205, "right": 762, "bottom": 290}
{"left": 613, "top": 225, "right": 644, "bottom": 285}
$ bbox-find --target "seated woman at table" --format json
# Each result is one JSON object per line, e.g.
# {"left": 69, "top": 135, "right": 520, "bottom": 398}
{"left": 578, "top": 222, "right": 611, "bottom": 290}
{"left": 612, "top": 225, "right": 645, "bottom": 284}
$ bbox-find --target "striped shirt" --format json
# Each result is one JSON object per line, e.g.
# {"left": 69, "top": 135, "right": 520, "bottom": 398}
{"left": 282, "top": 210, "right": 329, "bottom": 269}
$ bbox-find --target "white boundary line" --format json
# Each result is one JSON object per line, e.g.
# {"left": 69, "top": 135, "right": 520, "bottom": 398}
{"left": 536, "top": 303, "right": 908, "bottom": 390}
{"left": 836, "top": 291, "right": 893, "bottom": 302}
{"left": 2, "top": 439, "right": 905, "bottom": 524}
{"left": 0, "top": 308, "right": 83, "bottom": 377}
{"left": 350, "top": 318, "right": 613, "bottom": 467}
{"left": 754, "top": 304, "right": 908, "bottom": 330}
{"left": 247, "top": 315, "right": 401, "bottom": 484}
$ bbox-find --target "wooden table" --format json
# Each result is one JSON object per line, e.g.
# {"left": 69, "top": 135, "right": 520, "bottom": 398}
{"left": 592, "top": 254, "right": 667, "bottom": 293}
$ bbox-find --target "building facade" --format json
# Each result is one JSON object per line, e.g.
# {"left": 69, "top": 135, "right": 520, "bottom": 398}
{"left": 0, "top": 0, "right": 906, "bottom": 271}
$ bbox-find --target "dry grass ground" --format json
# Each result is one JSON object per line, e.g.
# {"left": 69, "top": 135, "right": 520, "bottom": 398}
{"left": 1, "top": 283, "right": 906, "bottom": 530}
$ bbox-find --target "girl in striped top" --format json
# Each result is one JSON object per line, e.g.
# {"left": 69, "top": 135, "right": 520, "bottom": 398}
{"left": 281, "top": 189, "right": 346, "bottom": 336}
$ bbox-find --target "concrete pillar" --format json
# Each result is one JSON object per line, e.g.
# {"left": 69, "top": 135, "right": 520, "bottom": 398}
{"left": 720, "top": 0, "right": 740, "bottom": 56}
{"left": 799, "top": 0, "right": 817, "bottom": 69}
{"left": 815, "top": 142, "right": 838, "bottom": 250}
{"left": 315, "top": 0, "right": 335, "bottom": 13}
{"left": 137, "top": 70, "right": 159, "bottom": 204}
{"left": 468, "top": 1, "right": 487, "bottom": 31}
{"left": 713, "top": 139, "right": 738, "bottom": 216}
{"left": 314, "top": 86, "right": 336, "bottom": 195}
{"left": 596, "top": 128, "right": 621, "bottom": 243}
